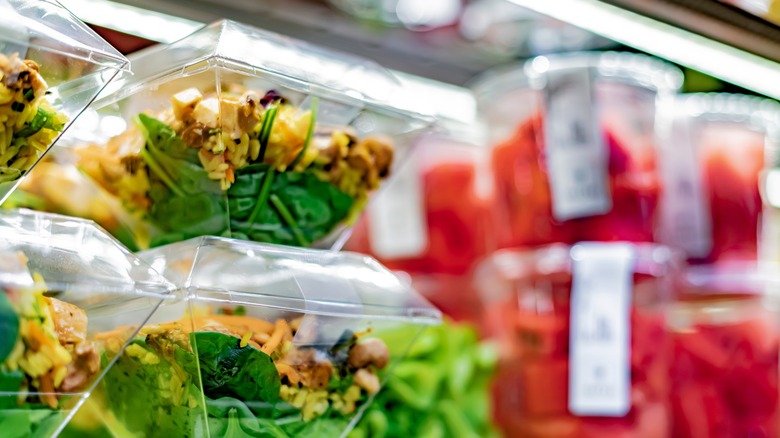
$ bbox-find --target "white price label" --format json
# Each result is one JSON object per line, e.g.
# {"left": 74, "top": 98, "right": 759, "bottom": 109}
{"left": 658, "top": 118, "right": 712, "bottom": 258}
{"left": 545, "top": 69, "right": 611, "bottom": 221}
{"left": 367, "top": 159, "right": 427, "bottom": 259}
{"left": 569, "top": 243, "right": 634, "bottom": 417}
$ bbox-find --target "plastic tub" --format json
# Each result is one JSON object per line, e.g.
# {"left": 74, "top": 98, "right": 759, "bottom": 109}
{"left": 658, "top": 93, "right": 780, "bottom": 262}
{"left": 0, "top": 0, "right": 128, "bottom": 203}
{"left": 475, "top": 242, "right": 679, "bottom": 438}
{"left": 0, "top": 209, "right": 171, "bottom": 437}
{"left": 471, "top": 52, "right": 682, "bottom": 247}
{"left": 59, "top": 19, "right": 431, "bottom": 251}
{"left": 346, "top": 119, "right": 495, "bottom": 276}
{"left": 87, "top": 235, "right": 441, "bottom": 437}
{"left": 668, "top": 262, "right": 780, "bottom": 437}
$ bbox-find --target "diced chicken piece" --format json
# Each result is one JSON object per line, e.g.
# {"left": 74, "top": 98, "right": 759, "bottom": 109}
{"left": 191, "top": 97, "right": 221, "bottom": 128}
{"left": 45, "top": 297, "right": 88, "bottom": 345}
{"left": 347, "top": 338, "right": 389, "bottom": 370}
{"left": 354, "top": 368, "right": 380, "bottom": 395}
{"left": 219, "top": 97, "right": 242, "bottom": 137}
{"left": 171, "top": 88, "right": 203, "bottom": 120}
{"left": 281, "top": 348, "right": 334, "bottom": 390}
{"left": 60, "top": 342, "right": 100, "bottom": 392}
{"left": 238, "top": 91, "right": 262, "bottom": 132}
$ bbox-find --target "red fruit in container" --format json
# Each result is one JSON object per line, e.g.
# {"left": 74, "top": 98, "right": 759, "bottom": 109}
{"left": 517, "top": 358, "right": 569, "bottom": 416}
{"left": 473, "top": 53, "right": 681, "bottom": 248}
{"left": 477, "top": 243, "right": 678, "bottom": 438}
{"left": 671, "top": 381, "right": 734, "bottom": 438}
{"left": 658, "top": 94, "right": 778, "bottom": 262}
{"left": 514, "top": 309, "right": 570, "bottom": 359}
{"left": 669, "top": 263, "right": 780, "bottom": 438}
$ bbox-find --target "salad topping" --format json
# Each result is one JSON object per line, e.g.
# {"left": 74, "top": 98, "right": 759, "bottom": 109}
{"left": 74, "top": 85, "right": 394, "bottom": 247}
{"left": 0, "top": 257, "right": 98, "bottom": 409}
{"left": 0, "top": 53, "right": 66, "bottom": 184}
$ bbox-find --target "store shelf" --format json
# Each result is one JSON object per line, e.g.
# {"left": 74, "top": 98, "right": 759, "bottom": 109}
{"left": 509, "top": 0, "right": 780, "bottom": 99}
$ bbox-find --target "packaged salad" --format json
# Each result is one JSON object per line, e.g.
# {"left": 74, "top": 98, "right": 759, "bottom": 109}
{"left": 658, "top": 93, "right": 779, "bottom": 263}
{"left": 60, "top": 20, "right": 431, "bottom": 251}
{"left": 0, "top": 209, "right": 172, "bottom": 437}
{"left": 87, "top": 235, "right": 441, "bottom": 438}
{"left": 471, "top": 52, "right": 682, "bottom": 248}
{"left": 0, "top": 0, "right": 128, "bottom": 204}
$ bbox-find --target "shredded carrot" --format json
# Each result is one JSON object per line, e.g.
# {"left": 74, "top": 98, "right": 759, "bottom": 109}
{"left": 226, "top": 166, "right": 235, "bottom": 183}
{"left": 261, "top": 319, "right": 291, "bottom": 355}
{"left": 192, "top": 315, "right": 274, "bottom": 335}
{"left": 275, "top": 363, "right": 300, "bottom": 386}
{"left": 39, "top": 372, "right": 58, "bottom": 409}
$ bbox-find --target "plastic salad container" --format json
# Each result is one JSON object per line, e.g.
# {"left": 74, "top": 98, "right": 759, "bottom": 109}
{"left": 0, "top": 0, "right": 128, "bottom": 203}
{"left": 471, "top": 52, "right": 682, "bottom": 248}
{"left": 59, "top": 19, "right": 431, "bottom": 251}
{"left": 668, "top": 262, "right": 780, "bottom": 437}
{"left": 475, "top": 242, "right": 679, "bottom": 438}
{"left": 658, "top": 93, "right": 779, "bottom": 263}
{"left": 0, "top": 209, "right": 172, "bottom": 437}
{"left": 87, "top": 236, "right": 441, "bottom": 438}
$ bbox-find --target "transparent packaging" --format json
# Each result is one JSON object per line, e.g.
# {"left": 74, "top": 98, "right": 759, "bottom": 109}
{"left": 2, "top": 148, "right": 152, "bottom": 252}
{"left": 0, "top": 209, "right": 171, "bottom": 437}
{"left": 668, "top": 262, "right": 780, "bottom": 437}
{"left": 471, "top": 52, "right": 682, "bottom": 248}
{"left": 0, "top": 0, "right": 128, "bottom": 203}
{"left": 658, "top": 93, "right": 779, "bottom": 263}
{"left": 346, "top": 119, "right": 494, "bottom": 276}
{"left": 60, "top": 19, "right": 431, "bottom": 251}
{"left": 475, "top": 242, "right": 678, "bottom": 438}
{"left": 88, "top": 236, "right": 441, "bottom": 438}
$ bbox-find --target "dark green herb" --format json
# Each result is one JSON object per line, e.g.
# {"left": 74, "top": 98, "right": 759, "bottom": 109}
{"left": 10, "top": 102, "right": 24, "bottom": 112}
{"left": 23, "top": 88, "right": 33, "bottom": 102}
{"left": 257, "top": 104, "right": 279, "bottom": 162}
{"left": 14, "top": 107, "right": 62, "bottom": 138}
{"left": 270, "top": 194, "right": 309, "bottom": 247}
{"left": 288, "top": 98, "right": 318, "bottom": 170}
{"left": 0, "top": 292, "right": 19, "bottom": 363}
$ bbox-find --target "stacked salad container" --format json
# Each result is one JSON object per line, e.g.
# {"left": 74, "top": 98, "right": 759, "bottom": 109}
{"left": 0, "top": 0, "right": 128, "bottom": 202}
{"left": 0, "top": 209, "right": 173, "bottom": 437}
{"left": 52, "top": 20, "right": 432, "bottom": 251}
{"left": 0, "top": 17, "right": 443, "bottom": 438}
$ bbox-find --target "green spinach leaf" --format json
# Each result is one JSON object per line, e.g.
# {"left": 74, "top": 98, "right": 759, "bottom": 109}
{"left": 191, "top": 332, "right": 281, "bottom": 404}
{"left": 0, "top": 292, "right": 19, "bottom": 363}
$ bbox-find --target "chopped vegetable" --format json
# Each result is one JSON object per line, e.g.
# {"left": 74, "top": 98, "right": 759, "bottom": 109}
{"left": 72, "top": 86, "right": 393, "bottom": 249}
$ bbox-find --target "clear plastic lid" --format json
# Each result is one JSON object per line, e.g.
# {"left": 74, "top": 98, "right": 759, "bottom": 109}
{"left": 92, "top": 20, "right": 431, "bottom": 126}
{"left": 0, "top": 209, "right": 174, "bottom": 298}
{"left": 0, "top": 0, "right": 128, "bottom": 203}
{"left": 470, "top": 51, "right": 683, "bottom": 103}
{"left": 0, "top": 209, "right": 170, "bottom": 437}
{"left": 475, "top": 242, "right": 681, "bottom": 305}
{"left": 675, "top": 92, "right": 780, "bottom": 135}
{"left": 140, "top": 235, "right": 441, "bottom": 324}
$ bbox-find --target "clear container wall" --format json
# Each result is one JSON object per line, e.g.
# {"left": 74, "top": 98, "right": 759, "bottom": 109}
{"left": 667, "top": 263, "right": 780, "bottom": 437}
{"left": 476, "top": 242, "right": 678, "bottom": 438}
{"left": 59, "top": 20, "right": 431, "bottom": 251}
{"left": 472, "top": 52, "right": 682, "bottom": 248}
{"left": 88, "top": 236, "right": 440, "bottom": 438}
{"left": 0, "top": 0, "right": 127, "bottom": 203}
{"left": 0, "top": 209, "right": 170, "bottom": 437}
{"left": 658, "top": 93, "right": 779, "bottom": 263}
